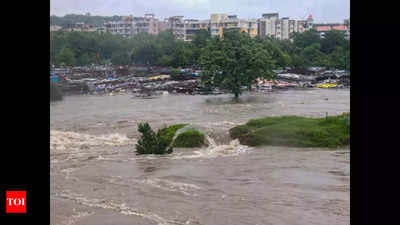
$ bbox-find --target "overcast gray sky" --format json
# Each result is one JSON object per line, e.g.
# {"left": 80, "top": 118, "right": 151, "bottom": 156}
{"left": 50, "top": 0, "right": 349, "bottom": 23}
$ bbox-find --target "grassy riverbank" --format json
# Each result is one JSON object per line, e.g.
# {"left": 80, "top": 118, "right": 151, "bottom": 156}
{"left": 230, "top": 113, "right": 350, "bottom": 148}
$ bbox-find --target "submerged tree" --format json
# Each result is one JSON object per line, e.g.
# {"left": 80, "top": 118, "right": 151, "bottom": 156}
{"left": 200, "top": 30, "right": 275, "bottom": 99}
{"left": 135, "top": 122, "right": 172, "bottom": 155}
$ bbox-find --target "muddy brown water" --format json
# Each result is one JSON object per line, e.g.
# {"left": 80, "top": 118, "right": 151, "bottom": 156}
{"left": 50, "top": 89, "right": 350, "bottom": 225}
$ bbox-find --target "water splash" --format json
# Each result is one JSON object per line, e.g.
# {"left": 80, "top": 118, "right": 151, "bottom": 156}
{"left": 50, "top": 130, "right": 136, "bottom": 153}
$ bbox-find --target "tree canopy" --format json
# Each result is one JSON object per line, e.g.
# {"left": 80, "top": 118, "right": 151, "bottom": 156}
{"left": 200, "top": 30, "right": 276, "bottom": 99}
{"left": 50, "top": 27, "right": 349, "bottom": 70}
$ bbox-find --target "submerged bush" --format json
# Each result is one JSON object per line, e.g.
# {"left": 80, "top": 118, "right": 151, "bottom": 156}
{"left": 158, "top": 124, "right": 187, "bottom": 146}
{"left": 173, "top": 129, "right": 206, "bottom": 148}
{"left": 50, "top": 81, "right": 63, "bottom": 102}
{"left": 135, "top": 122, "right": 172, "bottom": 155}
{"left": 230, "top": 113, "right": 350, "bottom": 148}
{"left": 158, "top": 124, "right": 206, "bottom": 148}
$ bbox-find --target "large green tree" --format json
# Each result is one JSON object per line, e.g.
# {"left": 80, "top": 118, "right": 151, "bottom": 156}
{"left": 200, "top": 30, "right": 275, "bottom": 99}
{"left": 56, "top": 47, "right": 76, "bottom": 66}
{"left": 320, "top": 30, "right": 347, "bottom": 54}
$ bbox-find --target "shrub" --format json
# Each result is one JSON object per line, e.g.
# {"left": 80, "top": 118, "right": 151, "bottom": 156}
{"left": 158, "top": 124, "right": 187, "bottom": 146}
{"left": 135, "top": 122, "right": 173, "bottom": 155}
{"left": 173, "top": 129, "right": 206, "bottom": 148}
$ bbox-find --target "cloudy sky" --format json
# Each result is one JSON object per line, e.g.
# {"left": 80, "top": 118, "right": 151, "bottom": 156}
{"left": 50, "top": 0, "right": 349, "bottom": 23}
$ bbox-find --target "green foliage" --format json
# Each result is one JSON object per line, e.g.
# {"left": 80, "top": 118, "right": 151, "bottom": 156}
{"left": 158, "top": 124, "right": 206, "bottom": 148}
{"left": 192, "top": 29, "right": 211, "bottom": 49}
{"left": 56, "top": 47, "right": 76, "bottom": 66}
{"left": 302, "top": 43, "right": 327, "bottom": 67}
{"left": 50, "top": 82, "right": 63, "bottom": 102}
{"left": 50, "top": 14, "right": 122, "bottom": 27}
{"left": 230, "top": 113, "right": 350, "bottom": 148}
{"left": 50, "top": 22, "right": 349, "bottom": 70}
{"left": 200, "top": 30, "right": 275, "bottom": 99}
{"left": 135, "top": 122, "right": 173, "bottom": 155}
{"left": 170, "top": 68, "right": 182, "bottom": 81}
{"left": 320, "top": 30, "right": 347, "bottom": 54}
{"left": 173, "top": 129, "right": 206, "bottom": 147}
{"left": 292, "top": 30, "right": 321, "bottom": 49}
{"left": 158, "top": 124, "right": 187, "bottom": 146}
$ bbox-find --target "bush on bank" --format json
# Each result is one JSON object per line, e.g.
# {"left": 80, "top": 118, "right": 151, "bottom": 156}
{"left": 50, "top": 81, "right": 63, "bottom": 102}
{"left": 230, "top": 113, "right": 350, "bottom": 148}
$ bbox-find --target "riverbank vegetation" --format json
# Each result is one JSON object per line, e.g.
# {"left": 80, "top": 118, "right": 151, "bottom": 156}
{"left": 136, "top": 122, "right": 172, "bottom": 155}
{"left": 230, "top": 113, "right": 350, "bottom": 148}
{"left": 50, "top": 29, "right": 349, "bottom": 70}
{"left": 158, "top": 124, "right": 206, "bottom": 148}
{"left": 136, "top": 123, "right": 206, "bottom": 154}
{"left": 50, "top": 82, "right": 63, "bottom": 102}
{"left": 173, "top": 129, "right": 206, "bottom": 148}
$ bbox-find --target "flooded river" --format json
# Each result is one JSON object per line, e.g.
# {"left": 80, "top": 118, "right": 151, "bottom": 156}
{"left": 50, "top": 89, "right": 350, "bottom": 225}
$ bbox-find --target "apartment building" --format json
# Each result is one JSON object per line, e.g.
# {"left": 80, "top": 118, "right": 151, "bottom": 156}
{"left": 132, "top": 14, "right": 159, "bottom": 35}
{"left": 258, "top": 13, "right": 279, "bottom": 39}
{"left": 208, "top": 14, "right": 258, "bottom": 38}
{"left": 168, "top": 16, "right": 186, "bottom": 41}
{"left": 258, "top": 13, "right": 312, "bottom": 40}
{"left": 104, "top": 16, "right": 134, "bottom": 38}
{"left": 210, "top": 14, "right": 228, "bottom": 38}
{"left": 63, "top": 22, "right": 98, "bottom": 32}
{"left": 184, "top": 19, "right": 201, "bottom": 41}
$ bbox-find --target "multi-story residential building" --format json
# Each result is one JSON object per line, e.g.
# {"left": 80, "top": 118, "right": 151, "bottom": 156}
{"left": 62, "top": 22, "right": 99, "bottom": 32}
{"left": 184, "top": 19, "right": 201, "bottom": 41}
{"left": 208, "top": 14, "right": 258, "bottom": 38}
{"left": 168, "top": 16, "right": 186, "bottom": 40}
{"left": 210, "top": 14, "right": 228, "bottom": 38}
{"left": 104, "top": 16, "right": 134, "bottom": 38}
{"left": 132, "top": 14, "right": 159, "bottom": 35}
{"left": 258, "top": 13, "right": 280, "bottom": 39}
{"left": 258, "top": 13, "right": 313, "bottom": 40}
{"left": 158, "top": 19, "right": 169, "bottom": 33}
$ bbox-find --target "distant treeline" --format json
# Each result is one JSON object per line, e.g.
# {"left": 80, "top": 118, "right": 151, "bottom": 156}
{"left": 50, "top": 29, "right": 349, "bottom": 70}
{"left": 50, "top": 14, "right": 122, "bottom": 27}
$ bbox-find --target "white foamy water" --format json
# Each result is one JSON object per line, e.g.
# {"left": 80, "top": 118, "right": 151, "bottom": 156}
{"left": 172, "top": 139, "right": 251, "bottom": 160}
{"left": 50, "top": 130, "right": 136, "bottom": 153}
{"left": 138, "top": 178, "right": 202, "bottom": 196}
